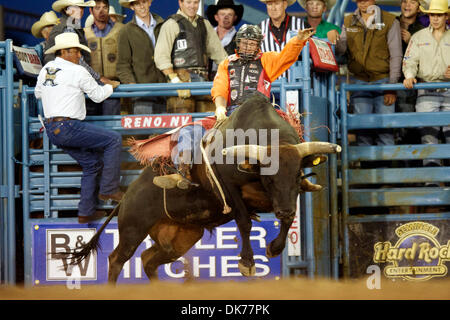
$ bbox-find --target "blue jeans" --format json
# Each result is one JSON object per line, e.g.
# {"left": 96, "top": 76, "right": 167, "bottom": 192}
{"left": 44, "top": 119, "right": 122, "bottom": 217}
{"left": 415, "top": 89, "right": 450, "bottom": 166}
{"left": 175, "top": 103, "right": 241, "bottom": 167}
{"left": 350, "top": 78, "right": 395, "bottom": 146}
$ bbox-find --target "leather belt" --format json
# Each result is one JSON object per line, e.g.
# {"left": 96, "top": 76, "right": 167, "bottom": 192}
{"left": 45, "top": 117, "right": 74, "bottom": 123}
{"left": 176, "top": 68, "right": 208, "bottom": 78}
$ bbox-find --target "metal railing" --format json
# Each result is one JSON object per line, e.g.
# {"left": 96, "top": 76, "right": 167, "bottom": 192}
{"left": 339, "top": 81, "right": 450, "bottom": 277}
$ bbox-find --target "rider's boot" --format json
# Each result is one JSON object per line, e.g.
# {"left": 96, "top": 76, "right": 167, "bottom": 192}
{"left": 153, "top": 154, "right": 193, "bottom": 190}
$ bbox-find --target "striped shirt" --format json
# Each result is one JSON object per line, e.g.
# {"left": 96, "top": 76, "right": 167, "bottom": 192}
{"left": 259, "top": 14, "right": 305, "bottom": 79}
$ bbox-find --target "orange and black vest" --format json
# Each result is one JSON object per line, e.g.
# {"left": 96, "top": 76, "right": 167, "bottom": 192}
{"left": 228, "top": 54, "right": 271, "bottom": 106}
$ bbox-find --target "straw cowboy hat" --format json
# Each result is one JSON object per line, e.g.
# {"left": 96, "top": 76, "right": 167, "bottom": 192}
{"left": 206, "top": 0, "right": 244, "bottom": 27}
{"left": 31, "top": 11, "right": 59, "bottom": 38}
{"left": 119, "top": 0, "right": 140, "bottom": 8}
{"left": 298, "top": 0, "right": 336, "bottom": 9}
{"left": 52, "top": 0, "right": 96, "bottom": 13}
{"left": 45, "top": 32, "right": 91, "bottom": 54}
{"left": 420, "top": 0, "right": 450, "bottom": 13}
{"left": 259, "top": 0, "right": 297, "bottom": 6}
{"left": 84, "top": 6, "right": 127, "bottom": 28}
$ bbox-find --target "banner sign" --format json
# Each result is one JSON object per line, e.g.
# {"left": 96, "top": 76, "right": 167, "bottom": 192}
{"left": 121, "top": 115, "right": 192, "bottom": 129}
{"left": 12, "top": 46, "right": 42, "bottom": 77}
{"left": 287, "top": 196, "right": 301, "bottom": 256}
{"left": 348, "top": 220, "right": 450, "bottom": 281}
{"left": 32, "top": 219, "right": 281, "bottom": 285}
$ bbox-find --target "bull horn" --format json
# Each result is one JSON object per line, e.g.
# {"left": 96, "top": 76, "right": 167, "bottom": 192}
{"left": 295, "top": 142, "right": 341, "bottom": 158}
{"left": 222, "top": 145, "right": 268, "bottom": 162}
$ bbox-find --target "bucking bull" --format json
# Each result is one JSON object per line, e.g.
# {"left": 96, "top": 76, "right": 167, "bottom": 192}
{"left": 64, "top": 93, "right": 341, "bottom": 283}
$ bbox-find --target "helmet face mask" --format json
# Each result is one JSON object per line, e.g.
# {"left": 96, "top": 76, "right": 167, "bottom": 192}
{"left": 235, "top": 24, "right": 263, "bottom": 61}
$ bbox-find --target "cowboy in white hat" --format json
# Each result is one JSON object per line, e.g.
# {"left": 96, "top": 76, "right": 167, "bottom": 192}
{"left": 297, "top": 0, "right": 340, "bottom": 43}
{"left": 258, "top": 0, "right": 305, "bottom": 79}
{"left": 83, "top": 0, "right": 125, "bottom": 115}
{"left": 45, "top": 0, "right": 116, "bottom": 92}
{"left": 36, "top": 32, "right": 123, "bottom": 224}
{"left": 44, "top": 0, "right": 95, "bottom": 65}
{"left": 402, "top": 0, "right": 450, "bottom": 171}
{"left": 31, "top": 11, "right": 59, "bottom": 41}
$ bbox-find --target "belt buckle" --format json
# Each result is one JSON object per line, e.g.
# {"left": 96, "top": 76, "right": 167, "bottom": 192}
{"left": 436, "top": 88, "right": 448, "bottom": 93}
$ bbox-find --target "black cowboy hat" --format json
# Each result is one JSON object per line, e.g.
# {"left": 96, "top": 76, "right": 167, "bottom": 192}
{"left": 206, "top": 0, "right": 244, "bottom": 27}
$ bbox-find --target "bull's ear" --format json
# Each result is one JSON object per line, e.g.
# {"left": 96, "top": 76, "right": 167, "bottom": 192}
{"left": 301, "top": 154, "right": 328, "bottom": 168}
{"left": 238, "top": 160, "right": 259, "bottom": 174}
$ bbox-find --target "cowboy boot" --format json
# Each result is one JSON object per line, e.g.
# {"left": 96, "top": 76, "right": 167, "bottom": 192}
{"left": 153, "top": 156, "right": 193, "bottom": 190}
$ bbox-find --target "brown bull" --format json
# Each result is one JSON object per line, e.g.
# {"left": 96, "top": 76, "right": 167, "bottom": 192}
{"left": 65, "top": 92, "right": 340, "bottom": 282}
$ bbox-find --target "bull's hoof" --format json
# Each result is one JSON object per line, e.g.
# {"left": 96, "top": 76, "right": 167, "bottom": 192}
{"left": 266, "top": 242, "right": 282, "bottom": 258}
{"left": 238, "top": 260, "right": 256, "bottom": 277}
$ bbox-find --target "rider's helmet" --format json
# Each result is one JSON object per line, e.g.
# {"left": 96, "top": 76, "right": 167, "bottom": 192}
{"left": 235, "top": 24, "right": 263, "bottom": 61}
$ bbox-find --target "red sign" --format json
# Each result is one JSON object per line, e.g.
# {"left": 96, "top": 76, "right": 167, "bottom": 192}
{"left": 121, "top": 115, "right": 192, "bottom": 129}
{"left": 308, "top": 38, "right": 339, "bottom": 73}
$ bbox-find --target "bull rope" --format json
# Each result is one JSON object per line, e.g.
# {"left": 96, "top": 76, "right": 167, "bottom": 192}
{"left": 200, "top": 133, "right": 232, "bottom": 214}
{"left": 163, "top": 188, "right": 176, "bottom": 220}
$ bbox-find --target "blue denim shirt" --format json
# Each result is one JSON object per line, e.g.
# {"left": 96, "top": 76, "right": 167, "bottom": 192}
{"left": 91, "top": 19, "right": 115, "bottom": 38}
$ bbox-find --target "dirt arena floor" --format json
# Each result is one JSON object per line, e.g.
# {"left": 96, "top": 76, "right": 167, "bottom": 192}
{"left": 1, "top": 277, "right": 449, "bottom": 300}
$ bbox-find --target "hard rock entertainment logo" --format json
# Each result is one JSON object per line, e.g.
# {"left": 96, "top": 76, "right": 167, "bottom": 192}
{"left": 373, "top": 221, "right": 450, "bottom": 281}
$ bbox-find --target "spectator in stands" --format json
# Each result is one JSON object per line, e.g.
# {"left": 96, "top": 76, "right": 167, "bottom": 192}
{"left": 116, "top": 0, "right": 166, "bottom": 114}
{"left": 31, "top": 11, "right": 59, "bottom": 52}
{"left": 402, "top": 0, "right": 450, "bottom": 169}
{"left": 297, "top": 0, "right": 341, "bottom": 43}
{"left": 84, "top": 0, "right": 124, "bottom": 115}
{"left": 336, "top": 0, "right": 402, "bottom": 156}
{"left": 258, "top": 0, "right": 304, "bottom": 79}
{"left": 205, "top": 0, "right": 244, "bottom": 79}
{"left": 395, "top": 0, "right": 427, "bottom": 146}
{"left": 35, "top": 33, "right": 123, "bottom": 223}
{"left": 45, "top": 0, "right": 117, "bottom": 87}
{"left": 155, "top": 0, "right": 228, "bottom": 93}
{"left": 206, "top": 0, "right": 243, "bottom": 55}
{"left": 154, "top": 0, "right": 227, "bottom": 113}
{"left": 85, "top": 5, "right": 126, "bottom": 27}
{"left": 153, "top": 25, "right": 318, "bottom": 190}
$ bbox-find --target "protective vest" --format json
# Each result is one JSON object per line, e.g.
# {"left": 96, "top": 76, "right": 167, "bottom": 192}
{"left": 228, "top": 54, "right": 271, "bottom": 106}
{"left": 84, "top": 22, "right": 123, "bottom": 80}
{"left": 170, "top": 14, "right": 207, "bottom": 69}
{"left": 344, "top": 10, "right": 396, "bottom": 82}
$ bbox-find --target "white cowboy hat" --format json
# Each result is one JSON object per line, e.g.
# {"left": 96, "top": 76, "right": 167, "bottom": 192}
{"left": 31, "top": 11, "right": 59, "bottom": 38}
{"left": 420, "top": 0, "right": 450, "bottom": 13}
{"left": 45, "top": 32, "right": 91, "bottom": 54}
{"left": 119, "top": 0, "right": 140, "bottom": 8}
{"left": 297, "top": 0, "right": 336, "bottom": 9}
{"left": 52, "top": 0, "right": 96, "bottom": 13}
{"left": 259, "top": 0, "right": 297, "bottom": 6}
{"left": 109, "top": 5, "right": 127, "bottom": 19}
{"left": 84, "top": 6, "right": 126, "bottom": 28}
